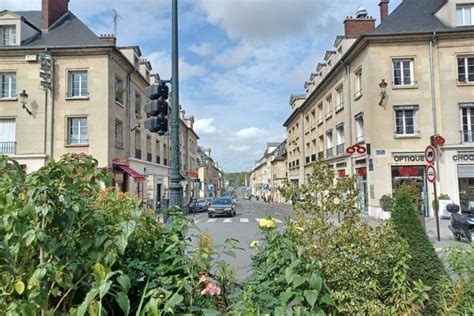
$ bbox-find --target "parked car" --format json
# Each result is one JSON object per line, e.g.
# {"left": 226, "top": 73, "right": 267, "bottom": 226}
{"left": 208, "top": 197, "right": 236, "bottom": 218}
{"left": 194, "top": 198, "right": 209, "bottom": 212}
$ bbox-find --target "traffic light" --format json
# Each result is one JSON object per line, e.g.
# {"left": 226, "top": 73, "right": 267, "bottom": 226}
{"left": 39, "top": 53, "right": 53, "bottom": 90}
{"left": 144, "top": 82, "right": 169, "bottom": 135}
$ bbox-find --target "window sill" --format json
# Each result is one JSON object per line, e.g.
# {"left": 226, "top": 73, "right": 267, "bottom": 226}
{"left": 65, "top": 143, "right": 89, "bottom": 148}
{"left": 115, "top": 101, "right": 125, "bottom": 108}
{"left": 394, "top": 134, "right": 421, "bottom": 139}
{"left": 66, "top": 96, "right": 89, "bottom": 101}
{"left": 0, "top": 97, "right": 17, "bottom": 102}
{"left": 115, "top": 144, "right": 124, "bottom": 150}
{"left": 354, "top": 92, "right": 363, "bottom": 101}
{"left": 317, "top": 119, "right": 323, "bottom": 126}
{"left": 325, "top": 112, "right": 333, "bottom": 120}
{"left": 335, "top": 104, "right": 344, "bottom": 113}
{"left": 457, "top": 82, "right": 474, "bottom": 87}
{"left": 392, "top": 84, "right": 418, "bottom": 90}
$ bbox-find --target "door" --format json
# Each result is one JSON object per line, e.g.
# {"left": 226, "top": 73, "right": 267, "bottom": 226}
{"left": 357, "top": 168, "right": 368, "bottom": 214}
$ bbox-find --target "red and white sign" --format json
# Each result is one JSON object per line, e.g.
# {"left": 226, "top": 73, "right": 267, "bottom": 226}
{"left": 424, "top": 145, "right": 436, "bottom": 164}
{"left": 426, "top": 165, "right": 436, "bottom": 183}
{"left": 346, "top": 144, "right": 367, "bottom": 155}
{"left": 434, "top": 135, "right": 445, "bottom": 146}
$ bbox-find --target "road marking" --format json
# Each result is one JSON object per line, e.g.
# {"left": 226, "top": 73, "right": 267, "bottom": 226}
{"left": 256, "top": 218, "right": 262, "bottom": 223}
{"left": 275, "top": 219, "right": 283, "bottom": 224}
{"left": 207, "top": 219, "right": 216, "bottom": 223}
{"left": 240, "top": 218, "right": 249, "bottom": 223}
{"left": 194, "top": 220, "right": 201, "bottom": 224}
{"left": 223, "top": 219, "right": 232, "bottom": 223}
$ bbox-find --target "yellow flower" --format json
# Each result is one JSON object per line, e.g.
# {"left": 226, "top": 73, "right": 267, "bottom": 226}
{"left": 259, "top": 218, "right": 276, "bottom": 229}
{"left": 295, "top": 226, "right": 305, "bottom": 232}
{"left": 249, "top": 240, "right": 258, "bottom": 249}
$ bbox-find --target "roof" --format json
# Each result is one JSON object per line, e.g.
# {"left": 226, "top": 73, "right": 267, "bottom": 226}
{"left": 9, "top": 11, "right": 109, "bottom": 48}
{"left": 272, "top": 140, "right": 287, "bottom": 162}
{"left": 371, "top": 0, "right": 450, "bottom": 35}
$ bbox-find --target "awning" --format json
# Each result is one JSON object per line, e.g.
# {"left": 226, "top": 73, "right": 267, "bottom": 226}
{"left": 116, "top": 165, "right": 145, "bottom": 181}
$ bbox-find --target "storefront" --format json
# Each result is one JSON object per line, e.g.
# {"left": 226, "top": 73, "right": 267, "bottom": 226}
{"left": 445, "top": 150, "right": 474, "bottom": 213}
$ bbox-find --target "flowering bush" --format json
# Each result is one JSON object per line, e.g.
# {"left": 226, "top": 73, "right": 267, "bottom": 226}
{"left": 258, "top": 218, "right": 276, "bottom": 229}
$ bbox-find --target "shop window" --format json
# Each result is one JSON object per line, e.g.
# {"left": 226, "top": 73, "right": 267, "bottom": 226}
{"left": 391, "top": 166, "right": 428, "bottom": 216}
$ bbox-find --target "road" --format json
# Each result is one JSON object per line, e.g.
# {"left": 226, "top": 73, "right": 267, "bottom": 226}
{"left": 186, "top": 196, "right": 293, "bottom": 281}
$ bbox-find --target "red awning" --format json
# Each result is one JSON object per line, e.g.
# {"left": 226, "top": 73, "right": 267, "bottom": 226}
{"left": 116, "top": 165, "right": 145, "bottom": 182}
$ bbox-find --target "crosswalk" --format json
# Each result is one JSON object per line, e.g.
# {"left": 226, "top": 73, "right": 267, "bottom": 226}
{"left": 193, "top": 217, "right": 284, "bottom": 224}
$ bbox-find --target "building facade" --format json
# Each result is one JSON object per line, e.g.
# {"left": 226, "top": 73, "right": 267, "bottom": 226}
{"left": 284, "top": 0, "right": 474, "bottom": 218}
{"left": 197, "top": 147, "right": 224, "bottom": 198}
{"left": 250, "top": 142, "right": 280, "bottom": 201}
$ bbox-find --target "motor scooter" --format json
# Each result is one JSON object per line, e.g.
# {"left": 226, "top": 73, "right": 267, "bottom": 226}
{"left": 447, "top": 204, "right": 474, "bottom": 243}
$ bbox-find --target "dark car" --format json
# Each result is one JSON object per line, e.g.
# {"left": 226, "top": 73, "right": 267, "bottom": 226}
{"left": 208, "top": 197, "right": 236, "bottom": 218}
{"left": 194, "top": 199, "right": 209, "bottom": 212}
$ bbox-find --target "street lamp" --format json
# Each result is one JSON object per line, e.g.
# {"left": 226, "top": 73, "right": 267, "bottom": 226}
{"left": 378, "top": 79, "right": 388, "bottom": 106}
{"left": 19, "top": 90, "right": 32, "bottom": 115}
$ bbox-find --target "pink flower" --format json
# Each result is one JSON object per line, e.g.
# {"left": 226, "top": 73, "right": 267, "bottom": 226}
{"left": 199, "top": 274, "right": 207, "bottom": 283}
{"left": 200, "top": 282, "right": 221, "bottom": 296}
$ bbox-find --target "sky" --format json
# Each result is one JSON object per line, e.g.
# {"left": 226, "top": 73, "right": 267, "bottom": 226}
{"left": 2, "top": 0, "right": 402, "bottom": 172}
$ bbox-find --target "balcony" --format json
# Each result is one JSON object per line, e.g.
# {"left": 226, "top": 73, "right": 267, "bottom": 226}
{"left": 0, "top": 142, "right": 16, "bottom": 155}
{"left": 461, "top": 130, "right": 474, "bottom": 143}
{"left": 326, "top": 147, "right": 334, "bottom": 158}
{"left": 336, "top": 143, "right": 345, "bottom": 155}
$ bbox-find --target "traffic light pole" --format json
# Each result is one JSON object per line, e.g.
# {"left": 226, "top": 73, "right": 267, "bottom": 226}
{"left": 168, "top": 0, "right": 183, "bottom": 210}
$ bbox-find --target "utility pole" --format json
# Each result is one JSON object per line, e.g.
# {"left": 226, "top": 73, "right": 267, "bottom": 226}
{"left": 168, "top": 0, "right": 183, "bottom": 209}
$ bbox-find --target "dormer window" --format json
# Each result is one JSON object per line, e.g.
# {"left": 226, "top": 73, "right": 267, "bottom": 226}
{"left": 0, "top": 25, "right": 16, "bottom": 46}
{"left": 457, "top": 4, "right": 474, "bottom": 26}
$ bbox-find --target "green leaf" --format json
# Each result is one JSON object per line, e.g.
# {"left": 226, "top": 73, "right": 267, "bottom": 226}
{"left": 14, "top": 280, "right": 25, "bottom": 295}
{"left": 115, "top": 235, "right": 128, "bottom": 254}
{"left": 309, "top": 273, "right": 323, "bottom": 292}
{"left": 285, "top": 267, "right": 294, "bottom": 285}
{"left": 320, "top": 293, "right": 336, "bottom": 307}
{"left": 28, "top": 268, "right": 46, "bottom": 289}
{"left": 274, "top": 306, "right": 286, "bottom": 316}
{"left": 77, "top": 288, "right": 99, "bottom": 316}
{"left": 121, "top": 220, "right": 136, "bottom": 238}
{"left": 99, "top": 280, "right": 112, "bottom": 298}
{"left": 116, "top": 292, "right": 130, "bottom": 315}
{"left": 23, "top": 230, "right": 36, "bottom": 246}
{"left": 93, "top": 263, "right": 106, "bottom": 283}
{"left": 279, "top": 289, "right": 294, "bottom": 305}
{"left": 224, "top": 250, "right": 236, "bottom": 258}
{"left": 292, "top": 275, "right": 306, "bottom": 288}
{"left": 164, "top": 293, "right": 183, "bottom": 311}
{"left": 303, "top": 290, "right": 319, "bottom": 307}
{"left": 117, "top": 274, "right": 131, "bottom": 293}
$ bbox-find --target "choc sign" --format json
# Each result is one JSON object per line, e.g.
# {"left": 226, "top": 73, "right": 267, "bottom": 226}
{"left": 453, "top": 153, "right": 474, "bottom": 161}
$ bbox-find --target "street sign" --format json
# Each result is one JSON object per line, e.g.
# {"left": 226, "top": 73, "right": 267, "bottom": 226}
{"left": 424, "top": 145, "right": 436, "bottom": 164}
{"left": 426, "top": 165, "right": 436, "bottom": 183}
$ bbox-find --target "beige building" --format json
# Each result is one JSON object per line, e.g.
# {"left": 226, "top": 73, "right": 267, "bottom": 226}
{"left": 197, "top": 147, "right": 224, "bottom": 198}
{"left": 0, "top": 0, "right": 203, "bottom": 211}
{"left": 270, "top": 141, "right": 288, "bottom": 203}
{"left": 250, "top": 142, "right": 280, "bottom": 201}
{"left": 179, "top": 110, "right": 199, "bottom": 202}
{"left": 284, "top": 0, "right": 474, "bottom": 218}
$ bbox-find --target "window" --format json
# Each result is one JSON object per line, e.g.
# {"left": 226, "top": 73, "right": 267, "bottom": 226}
{"left": 354, "top": 68, "right": 362, "bottom": 98}
{"left": 68, "top": 71, "right": 88, "bottom": 97}
{"left": 355, "top": 113, "right": 364, "bottom": 142}
{"left": 146, "top": 135, "right": 152, "bottom": 162}
{"left": 135, "top": 93, "right": 142, "bottom": 116}
{"left": 115, "top": 120, "right": 123, "bottom": 148}
{"left": 393, "top": 59, "right": 414, "bottom": 86}
{"left": 458, "top": 56, "right": 474, "bottom": 83}
{"left": 326, "top": 95, "right": 333, "bottom": 114}
{"left": 0, "top": 73, "right": 16, "bottom": 98}
{"left": 457, "top": 5, "right": 474, "bottom": 26}
{"left": 115, "top": 77, "right": 124, "bottom": 104}
{"left": 336, "top": 85, "right": 344, "bottom": 111}
{"left": 67, "top": 117, "right": 88, "bottom": 145}
{"left": 135, "top": 130, "right": 141, "bottom": 159}
{"left": 0, "top": 119, "right": 15, "bottom": 154}
{"left": 0, "top": 26, "right": 16, "bottom": 46}
{"left": 461, "top": 106, "right": 474, "bottom": 143}
{"left": 163, "top": 144, "right": 168, "bottom": 166}
{"left": 317, "top": 103, "right": 323, "bottom": 122}
{"left": 326, "top": 130, "right": 333, "bottom": 158}
{"left": 394, "top": 107, "right": 417, "bottom": 135}
{"left": 156, "top": 140, "right": 161, "bottom": 164}
{"left": 336, "top": 124, "right": 345, "bottom": 155}
{"left": 337, "top": 46, "right": 343, "bottom": 57}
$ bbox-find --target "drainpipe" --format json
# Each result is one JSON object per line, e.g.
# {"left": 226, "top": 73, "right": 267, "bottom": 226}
{"left": 429, "top": 32, "right": 440, "bottom": 181}
{"left": 49, "top": 51, "right": 55, "bottom": 160}
{"left": 126, "top": 71, "right": 131, "bottom": 158}
{"left": 346, "top": 64, "right": 353, "bottom": 146}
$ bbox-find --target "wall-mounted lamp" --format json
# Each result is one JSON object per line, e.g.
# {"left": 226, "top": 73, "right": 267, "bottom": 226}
{"left": 19, "top": 90, "right": 32, "bottom": 115}
{"left": 131, "top": 123, "right": 141, "bottom": 131}
{"left": 378, "top": 79, "right": 388, "bottom": 106}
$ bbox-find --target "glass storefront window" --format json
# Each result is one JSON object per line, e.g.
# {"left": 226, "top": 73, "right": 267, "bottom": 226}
{"left": 391, "top": 166, "right": 428, "bottom": 216}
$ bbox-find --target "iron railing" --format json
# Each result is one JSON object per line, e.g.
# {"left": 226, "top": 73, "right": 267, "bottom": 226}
{"left": 336, "top": 143, "right": 345, "bottom": 155}
{"left": 461, "top": 130, "right": 474, "bottom": 143}
{"left": 0, "top": 142, "right": 16, "bottom": 154}
{"left": 326, "top": 147, "right": 334, "bottom": 158}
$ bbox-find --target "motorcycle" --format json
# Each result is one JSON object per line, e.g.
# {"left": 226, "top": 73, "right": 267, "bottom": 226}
{"left": 447, "top": 204, "right": 474, "bottom": 243}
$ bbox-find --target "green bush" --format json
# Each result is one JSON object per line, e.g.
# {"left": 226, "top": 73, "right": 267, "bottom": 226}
{"left": 390, "top": 185, "right": 449, "bottom": 312}
{"left": 380, "top": 194, "right": 395, "bottom": 212}
{"left": 0, "top": 154, "right": 238, "bottom": 315}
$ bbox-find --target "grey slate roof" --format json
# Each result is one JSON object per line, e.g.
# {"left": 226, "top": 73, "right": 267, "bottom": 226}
{"left": 371, "top": 0, "right": 474, "bottom": 35}
{"left": 11, "top": 11, "right": 109, "bottom": 48}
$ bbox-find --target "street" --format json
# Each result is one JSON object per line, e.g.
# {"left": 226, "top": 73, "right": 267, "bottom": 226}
{"left": 187, "top": 195, "right": 293, "bottom": 281}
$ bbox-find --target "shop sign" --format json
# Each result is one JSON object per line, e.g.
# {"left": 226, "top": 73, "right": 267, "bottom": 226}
{"left": 357, "top": 168, "right": 367, "bottom": 177}
{"left": 338, "top": 170, "right": 346, "bottom": 177}
{"left": 392, "top": 153, "right": 424, "bottom": 163}
{"left": 453, "top": 152, "right": 474, "bottom": 161}
{"left": 399, "top": 166, "right": 419, "bottom": 176}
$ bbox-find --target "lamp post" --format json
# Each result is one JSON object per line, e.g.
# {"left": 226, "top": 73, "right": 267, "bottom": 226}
{"left": 378, "top": 79, "right": 388, "bottom": 106}
{"left": 168, "top": 0, "right": 183, "bottom": 209}
{"left": 19, "top": 90, "right": 32, "bottom": 115}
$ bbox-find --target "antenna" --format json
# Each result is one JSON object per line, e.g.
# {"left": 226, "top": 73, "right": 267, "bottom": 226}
{"left": 113, "top": 9, "right": 122, "bottom": 38}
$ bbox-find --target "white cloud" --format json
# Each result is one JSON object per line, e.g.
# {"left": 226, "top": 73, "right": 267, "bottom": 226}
{"left": 234, "top": 127, "right": 263, "bottom": 139}
{"left": 146, "top": 51, "right": 207, "bottom": 81}
{"left": 214, "top": 42, "right": 255, "bottom": 68}
{"left": 194, "top": 118, "right": 217, "bottom": 135}
{"left": 189, "top": 42, "right": 213, "bottom": 57}
{"left": 227, "top": 145, "right": 251, "bottom": 153}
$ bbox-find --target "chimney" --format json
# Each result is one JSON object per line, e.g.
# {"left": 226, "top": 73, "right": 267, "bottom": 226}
{"left": 42, "top": 0, "right": 69, "bottom": 30}
{"left": 379, "top": 0, "right": 389, "bottom": 22}
{"left": 344, "top": 8, "right": 376, "bottom": 37}
{"left": 99, "top": 34, "right": 117, "bottom": 45}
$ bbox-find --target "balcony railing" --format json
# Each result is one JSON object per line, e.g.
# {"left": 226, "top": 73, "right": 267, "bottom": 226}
{"left": 0, "top": 142, "right": 16, "bottom": 155}
{"left": 461, "top": 130, "right": 474, "bottom": 143}
{"left": 336, "top": 143, "right": 345, "bottom": 155}
{"left": 326, "top": 147, "right": 334, "bottom": 158}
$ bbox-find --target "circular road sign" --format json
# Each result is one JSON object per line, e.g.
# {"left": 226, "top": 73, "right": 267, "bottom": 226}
{"left": 426, "top": 164, "right": 436, "bottom": 183}
{"left": 424, "top": 145, "right": 436, "bottom": 164}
